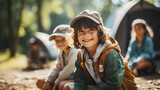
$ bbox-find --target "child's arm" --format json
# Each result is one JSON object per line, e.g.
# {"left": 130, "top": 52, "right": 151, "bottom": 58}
{"left": 54, "top": 49, "right": 78, "bottom": 85}
{"left": 141, "top": 37, "right": 155, "bottom": 60}
{"left": 41, "top": 81, "right": 52, "bottom": 90}
{"left": 45, "top": 55, "right": 62, "bottom": 84}
{"left": 73, "top": 60, "right": 87, "bottom": 90}
{"left": 95, "top": 50, "right": 125, "bottom": 90}
{"left": 126, "top": 39, "right": 136, "bottom": 60}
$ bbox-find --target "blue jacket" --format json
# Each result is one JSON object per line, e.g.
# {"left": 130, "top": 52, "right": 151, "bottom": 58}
{"left": 126, "top": 35, "right": 156, "bottom": 70}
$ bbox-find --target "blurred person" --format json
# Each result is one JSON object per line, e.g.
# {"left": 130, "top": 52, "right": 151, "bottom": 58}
{"left": 26, "top": 38, "right": 47, "bottom": 70}
{"left": 125, "top": 19, "right": 157, "bottom": 76}
{"left": 36, "top": 25, "right": 79, "bottom": 90}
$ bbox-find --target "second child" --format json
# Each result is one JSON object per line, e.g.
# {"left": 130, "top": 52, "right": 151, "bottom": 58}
{"left": 36, "top": 25, "right": 79, "bottom": 90}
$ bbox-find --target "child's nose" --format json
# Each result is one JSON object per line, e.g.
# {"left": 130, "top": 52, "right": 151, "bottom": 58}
{"left": 84, "top": 31, "right": 90, "bottom": 37}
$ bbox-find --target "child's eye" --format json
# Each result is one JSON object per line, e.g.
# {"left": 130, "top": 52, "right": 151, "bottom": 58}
{"left": 90, "top": 28, "right": 95, "bottom": 31}
{"left": 55, "top": 40, "right": 58, "bottom": 42}
{"left": 78, "top": 30, "right": 83, "bottom": 32}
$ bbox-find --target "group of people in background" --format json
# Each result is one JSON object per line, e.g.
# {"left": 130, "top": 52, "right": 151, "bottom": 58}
{"left": 32, "top": 10, "right": 156, "bottom": 90}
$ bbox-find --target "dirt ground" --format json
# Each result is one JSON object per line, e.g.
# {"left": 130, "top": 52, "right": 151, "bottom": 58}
{"left": 0, "top": 61, "right": 160, "bottom": 90}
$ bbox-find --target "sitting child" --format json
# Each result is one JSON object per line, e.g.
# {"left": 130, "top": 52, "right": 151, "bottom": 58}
{"left": 36, "top": 25, "right": 79, "bottom": 90}
{"left": 70, "top": 10, "right": 137, "bottom": 90}
{"left": 125, "top": 19, "right": 157, "bottom": 76}
{"left": 27, "top": 38, "right": 47, "bottom": 70}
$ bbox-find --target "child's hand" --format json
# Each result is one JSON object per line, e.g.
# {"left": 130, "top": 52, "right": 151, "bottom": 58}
{"left": 136, "top": 56, "right": 145, "bottom": 64}
{"left": 42, "top": 82, "right": 51, "bottom": 90}
{"left": 52, "top": 83, "right": 58, "bottom": 90}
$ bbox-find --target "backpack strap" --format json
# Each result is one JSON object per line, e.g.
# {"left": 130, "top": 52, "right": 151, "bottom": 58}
{"left": 78, "top": 52, "right": 84, "bottom": 68}
{"left": 77, "top": 51, "right": 96, "bottom": 85}
{"left": 95, "top": 48, "right": 115, "bottom": 81}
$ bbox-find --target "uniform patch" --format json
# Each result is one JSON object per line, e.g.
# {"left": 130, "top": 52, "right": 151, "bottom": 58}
{"left": 80, "top": 61, "right": 84, "bottom": 68}
{"left": 99, "top": 65, "right": 104, "bottom": 72}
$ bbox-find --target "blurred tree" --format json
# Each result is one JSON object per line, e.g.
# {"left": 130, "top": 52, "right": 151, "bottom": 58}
{"left": 7, "top": 0, "right": 26, "bottom": 57}
{"left": 36, "top": 0, "right": 44, "bottom": 32}
{"left": 7, "top": 0, "right": 13, "bottom": 56}
{"left": 100, "top": 0, "right": 113, "bottom": 21}
{"left": 65, "top": 0, "right": 95, "bottom": 16}
{"left": 46, "top": 0, "right": 96, "bottom": 33}
{"left": 1, "top": 0, "right": 98, "bottom": 56}
{"left": 3, "top": 0, "right": 158, "bottom": 57}
{"left": 0, "top": 0, "right": 8, "bottom": 52}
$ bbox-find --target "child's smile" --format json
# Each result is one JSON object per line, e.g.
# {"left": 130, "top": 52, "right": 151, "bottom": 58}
{"left": 78, "top": 27, "right": 98, "bottom": 49}
{"left": 55, "top": 36, "right": 68, "bottom": 51}
{"left": 57, "top": 44, "right": 65, "bottom": 48}
{"left": 83, "top": 38, "right": 93, "bottom": 43}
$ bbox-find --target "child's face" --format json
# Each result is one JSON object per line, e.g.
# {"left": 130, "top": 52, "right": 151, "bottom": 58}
{"left": 77, "top": 26, "right": 98, "bottom": 49}
{"left": 54, "top": 36, "right": 68, "bottom": 51}
{"left": 134, "top": 24, "right": 146, "bottom": 39}
{"left": 32, "top": 44, "right": 38, "bottom": 50}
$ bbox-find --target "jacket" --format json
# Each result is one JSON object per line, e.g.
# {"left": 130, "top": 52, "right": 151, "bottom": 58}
{"left": 74, "top": 37, "right": 137, "bottom": 90}
{"left": 126, "top": 36, "right": 156, "bottom": 70}
{"left": 46, "top": 48, "right": 79, "bottom": 84}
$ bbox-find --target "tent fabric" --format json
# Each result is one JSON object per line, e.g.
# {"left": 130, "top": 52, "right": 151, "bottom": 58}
{"left": 35, "top": 32, "right": 58, "bottom": 60}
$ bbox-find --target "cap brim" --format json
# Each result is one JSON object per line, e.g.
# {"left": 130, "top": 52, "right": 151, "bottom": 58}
{"left": 70, "top": 15, "right": 100, "bottom": 28}
{"left": 49, "top": 33, "right": 66, "bottom": 41}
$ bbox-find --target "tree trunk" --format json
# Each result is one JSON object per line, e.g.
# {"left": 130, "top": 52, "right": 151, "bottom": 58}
{"left": 36, "top": 0, "right": 44, "bottom": 32}
{"left": 7, "top": 0, "right": 26, "bottom": 57}
{"left": 14, "top": 0, "right": 26, "bottom": 57}
{"left": 7, "top": 0, "right": 15, "bottom": 57}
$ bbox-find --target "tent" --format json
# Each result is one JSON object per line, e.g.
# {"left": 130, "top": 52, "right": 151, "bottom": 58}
{"left": 105, "top": 0, "right": 160, "bottom": 58}
{"left": 35, "top": 32, "right": 58, "bottom": 60}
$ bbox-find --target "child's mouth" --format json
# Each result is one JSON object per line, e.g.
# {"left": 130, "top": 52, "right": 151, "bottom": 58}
{"left": 83, "top": 39, "right": 93, "bottom": 42}
{"left": 58, "top": 45, "right": 64, "bottom": 47}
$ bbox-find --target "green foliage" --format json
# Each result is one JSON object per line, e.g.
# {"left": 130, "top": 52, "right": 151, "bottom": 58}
{"left": 42, "top": 0, "right": 63, "bottom": 30}
{"left": 64, "top": 3, "right": 74, "bottom": 19}
{"left": 0, "top": 51, "right": 27, "bottom": 71}
{"left": 18, "top": 27, "right": 26, "bottom": 37}
{"left": 1, "top": 0, "right": 159, "bottom": 55}
{"left": 145, "top": 0, "right": 154, "bottom": 4}
{"left": 22, "top": 10, "right": 35, "bottom": 27}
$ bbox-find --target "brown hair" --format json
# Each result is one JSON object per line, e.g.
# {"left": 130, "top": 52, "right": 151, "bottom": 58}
{"left": 131, "top": 19, "right": 154, "bottom": 39}
{"left": 72, "top": 18, "right": 109, "bottom": 48}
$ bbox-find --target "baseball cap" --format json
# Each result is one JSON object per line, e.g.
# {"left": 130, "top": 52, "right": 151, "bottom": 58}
{"left": 70, "top": 10, "right": 103, "bottom": 28}
{"left": 49, "top": 25, "right": 73, "bottom": 41}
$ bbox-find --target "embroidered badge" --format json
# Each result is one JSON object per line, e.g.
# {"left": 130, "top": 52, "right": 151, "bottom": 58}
{"left": 99, "top": 65, "right": 104, "bottom": 72}
{"left": 80, "top": 61, "right": 84, "bottom": 68}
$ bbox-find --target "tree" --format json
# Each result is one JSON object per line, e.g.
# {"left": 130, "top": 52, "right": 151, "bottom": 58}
{"left": 7, "top": 0, "right": 14, "bottom": 57}
{"left": 36, "top": 0, "right": 44, "bottom": 32}
{"left": 7, "top": 0, "right": 26, "bottom": 57}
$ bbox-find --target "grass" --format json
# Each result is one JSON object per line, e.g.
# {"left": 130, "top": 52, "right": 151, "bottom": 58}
{"left": 0, "top": 50, "right": 28, "bottom": 71}
{"left": 0, "top": 50, "right": 56, "bottom": 71}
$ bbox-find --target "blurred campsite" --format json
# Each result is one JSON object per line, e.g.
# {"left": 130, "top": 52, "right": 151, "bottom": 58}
{"left": 0, "top": 0, "right": 160, "bottom": 89}
{"left": 0, "top": 0, "right": 159, "bottom": 65}
{"left": 0, "top": 0, "right": 160, "bottom": 70}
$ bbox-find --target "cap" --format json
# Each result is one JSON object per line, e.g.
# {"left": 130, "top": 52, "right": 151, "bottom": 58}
{"left": 70, "top": 10, "right": 103, "bottom": 28}
{"left": 49, "top": 25, "right": 73, "bottom": 41}
{"left": 132, "top": 19, "right": 147, "bottom": 27}
{"left": 30, "top": 37, "right": 39, "bottom": 45}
